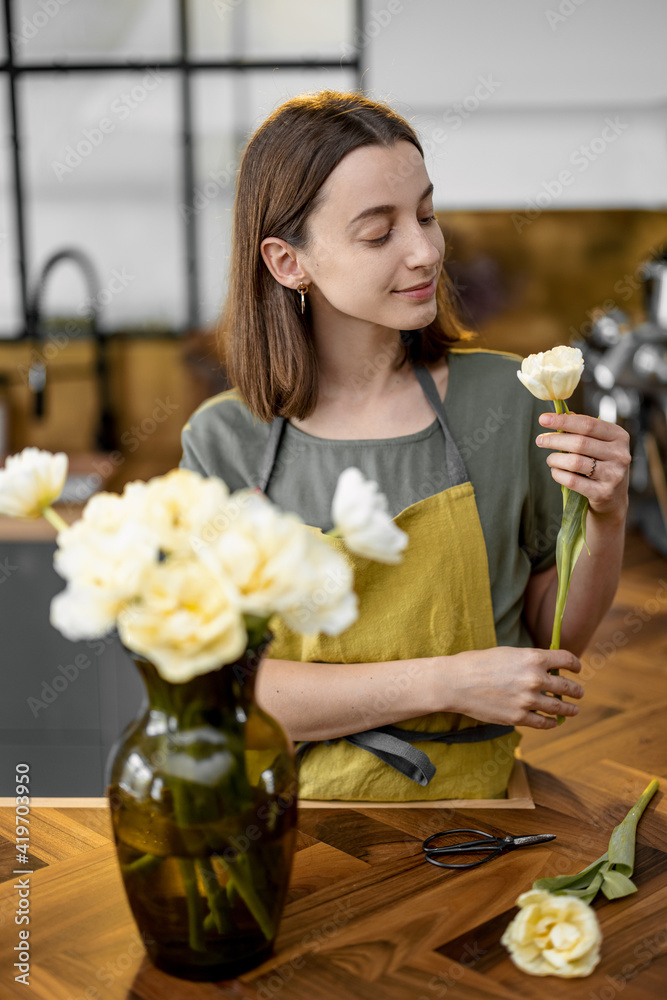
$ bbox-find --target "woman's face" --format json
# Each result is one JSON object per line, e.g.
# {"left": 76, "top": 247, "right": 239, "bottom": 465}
{"left": 297, "top": 141, "right": 445, "bottom": 332}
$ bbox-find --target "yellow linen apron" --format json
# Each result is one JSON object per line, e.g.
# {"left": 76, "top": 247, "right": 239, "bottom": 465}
{"left": 258, "top": 355, "right": 520, "bottom": 801}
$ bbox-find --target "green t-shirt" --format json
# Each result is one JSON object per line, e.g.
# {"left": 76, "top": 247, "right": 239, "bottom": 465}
{"left": 179, "top": 348, "right": 562, "bottom": 648}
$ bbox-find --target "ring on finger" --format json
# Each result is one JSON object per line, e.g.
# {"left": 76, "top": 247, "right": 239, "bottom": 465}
{"left": 583, "top": 457, "right": 597, "bottom": 479}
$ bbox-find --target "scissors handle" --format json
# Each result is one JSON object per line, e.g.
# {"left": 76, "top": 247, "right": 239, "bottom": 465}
{"left": 422, "top": 828, "right": 556, "bottom": 870}
{"left": 422, "top": 828, "right": 501, "bottom": 870}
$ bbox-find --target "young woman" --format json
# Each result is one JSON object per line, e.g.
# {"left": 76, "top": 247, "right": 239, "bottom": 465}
{"left": 180, "top": 90, "right": 631, "bottom": 802}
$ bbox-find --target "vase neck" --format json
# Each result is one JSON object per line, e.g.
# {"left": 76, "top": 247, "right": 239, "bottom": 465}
{"left": 129, "top": 639, "right": 270, "bottom": 719}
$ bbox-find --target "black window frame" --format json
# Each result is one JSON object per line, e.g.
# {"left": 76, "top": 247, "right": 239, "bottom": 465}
{"left": 1, "top": 0, "right": 364, "bottom": 340}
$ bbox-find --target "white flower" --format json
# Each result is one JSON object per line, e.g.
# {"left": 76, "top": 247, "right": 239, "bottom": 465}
{"left": 117, "top": 557, "right": 247, "bottom": 683}
{"left": 500, "top": 890, "right": 602, "bottom": 978}
{"left": 193, "top": 490, "right": 314, "bottom": 618}
{"left": 0, "top": 448, "right": 68, "bottom": 518}
{"left": 193, "top": 489, "right": 359, "bottom": 636}
{"left": 50, "top": 585, "right": 123, "bottom": 641}
{"left": 517, "top": 346, "right": 584, "bottom": 402}
{"left": 279, "top": 531, "right": 359, "bottom": 636}
{"left": 331, "top": 467, "right": 408, "bottom": 564}
{"left": 135, "top": 468, "right": 230, "bottom": 556}
{"left": 51, "top": 494, "right": 161, "bottom": 636}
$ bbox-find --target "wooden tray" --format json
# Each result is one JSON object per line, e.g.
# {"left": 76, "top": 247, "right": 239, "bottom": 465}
{"left": 0, "top": 758, "right": 534, "bottom": 811}
{"left": 298, "top": 757, "right": 534, "bottom": 809}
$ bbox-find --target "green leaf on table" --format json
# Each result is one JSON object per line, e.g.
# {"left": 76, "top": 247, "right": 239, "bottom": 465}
{"left": 533, "top": 853, "right": 609, "bottom": 894}
{"left": 608, "top": 778, "right": 660, "bottom": 876}
{"left": 575, "top": 867, "right": 608, "bottom": 905}
{"left": 601, "top": 869, "right": 638, "bottom": 900}
{"left": 531, "top": 779, "right": 660, "bottom": 906}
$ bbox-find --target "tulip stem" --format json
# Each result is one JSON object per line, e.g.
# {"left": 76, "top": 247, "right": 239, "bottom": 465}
{"left": 549, "top": 398, "right": 572, "bottom": 725}
{"left": 42, "top": 505, "right": 69, "bottom": 534}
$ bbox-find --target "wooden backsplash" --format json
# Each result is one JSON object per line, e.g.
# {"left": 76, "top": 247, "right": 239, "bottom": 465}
{"left": 1, "top": 208, "right": 665, "bottom": 489}
{"left": 442, "top": 208, "right": 667, "bottom": 356}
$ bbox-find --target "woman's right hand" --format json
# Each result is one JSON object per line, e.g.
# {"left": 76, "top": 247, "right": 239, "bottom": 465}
{"left": 443, "top": 646, "right": 584, "bottom": 730}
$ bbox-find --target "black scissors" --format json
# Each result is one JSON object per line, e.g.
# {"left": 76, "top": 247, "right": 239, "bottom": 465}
{"left": 422, "top": 828, "right": 557, "bottom": 870}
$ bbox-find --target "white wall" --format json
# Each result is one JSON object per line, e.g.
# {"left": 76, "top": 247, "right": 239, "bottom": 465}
{"left": 365, "top": 0, "right": 667, "bottom": 209}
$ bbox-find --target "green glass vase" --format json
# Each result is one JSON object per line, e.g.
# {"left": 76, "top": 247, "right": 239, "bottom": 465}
{"left": 106, "top": 634, "right": 298, "bottom": 981}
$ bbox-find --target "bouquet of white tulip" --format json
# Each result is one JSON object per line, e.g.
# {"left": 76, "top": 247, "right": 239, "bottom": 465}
{"left": 0, "top": 449, "right": 407, "bottom": 680}
{"left": 1, "top": 447, "right": 408, "bottom": 973}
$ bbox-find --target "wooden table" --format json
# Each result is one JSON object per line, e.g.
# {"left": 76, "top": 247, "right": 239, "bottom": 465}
{"left": 0, "top": 754, "right": 664, "bottom": 999}
{"left": 1, "top": 530, "right": 666, "bottom": 997}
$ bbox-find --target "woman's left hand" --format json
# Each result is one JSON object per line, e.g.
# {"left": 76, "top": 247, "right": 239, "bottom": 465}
{"left": 536, "top": 410, "right": 632, "bottom": 522}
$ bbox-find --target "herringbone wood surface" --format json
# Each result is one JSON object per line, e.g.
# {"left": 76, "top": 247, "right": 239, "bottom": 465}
{"left": 1, "top": 529, "right": 665, "bottom": 998}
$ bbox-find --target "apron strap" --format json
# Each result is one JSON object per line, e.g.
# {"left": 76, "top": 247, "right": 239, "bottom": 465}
{"left": 257, "top": 416, "right": 286, "bottom": 494}
{"left": 411, "top": 363, "right": 469, "bottom": 488}
{"left": 295, "top": 723, "right": 515, "bottom": 787}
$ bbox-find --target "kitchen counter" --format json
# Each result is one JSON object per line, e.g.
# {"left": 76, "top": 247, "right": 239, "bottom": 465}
{"left": 0, "top": 746, "right": 665, "bottom": 999}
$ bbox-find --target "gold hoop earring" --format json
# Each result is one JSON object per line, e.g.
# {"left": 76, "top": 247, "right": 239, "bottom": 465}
{"left": 297, "top": 282, "right": 308, "bottom": 316}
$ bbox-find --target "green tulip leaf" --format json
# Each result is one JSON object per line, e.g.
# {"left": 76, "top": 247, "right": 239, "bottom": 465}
{"left": 573, "top": 868, "right": 608, "bottom": 906}
{"left": 608, "top": 778, "right": 660, "bottom": 876}
{"left": 532, "top": 853, "right": 609, "bottom": 894}
{"left": 601, "top": 869, "right": 638, "bottom": 900}
{"left": 531, "top": 780, "right": 659, "bottom": 907}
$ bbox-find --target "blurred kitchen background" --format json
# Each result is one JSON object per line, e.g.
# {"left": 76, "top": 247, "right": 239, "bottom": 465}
{"left": 1, "top": 0, "right": 666, "bottom": 794}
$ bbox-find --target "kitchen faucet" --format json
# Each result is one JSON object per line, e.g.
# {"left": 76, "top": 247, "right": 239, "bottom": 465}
{"left": 26, "top": 247, "right": 117, "bottom": 452}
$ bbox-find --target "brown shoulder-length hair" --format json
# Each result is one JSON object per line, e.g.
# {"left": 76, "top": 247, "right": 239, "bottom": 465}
{"left": 221, "top": 89, "right": 473, "bottom": 422}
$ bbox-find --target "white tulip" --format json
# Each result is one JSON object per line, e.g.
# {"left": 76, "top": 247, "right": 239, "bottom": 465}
{"left": 43, "top": 464, "right": 371, "bottom": 675}
{"left": 136, "top": 468, "right": 230, "bottom": 556}
{"left": 48, "top": 487, "right": 160, "bottom": 641}
{"left": 279, "top": 531, "right": 359, "bottom": 636}
{"left": 50, "top": 585, "right": 122, "bottom": 640}
{"left": 117, "top": 557, "right": 247, "bottom": 682}
{"left": 193, "top": 489, "right": 359, "bottom": 635}
{"left": 501, "top": 890, "right": 602, "bottom": 978}
{"left": 0, "top": 448, "right": 67, "bottom": 518}
{"left": 517, "top": 346, "right": 584, "bottom": 402}
{"left": 331, "top": 467, "right": 408, "bottom": 564}
{"left": 53, "top": 511, "right": 161, "bottom": 613}
{"left": 193, "top": 489, "right": 315, "bottom": 618}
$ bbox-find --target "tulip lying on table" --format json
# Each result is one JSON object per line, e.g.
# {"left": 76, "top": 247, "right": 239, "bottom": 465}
{"left": 532, "top": 778, "right": 660, "bottom": 904}
{"left": 501, "top": 779, "right": 660, "bottom": 978}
